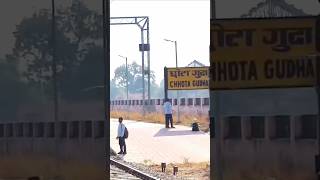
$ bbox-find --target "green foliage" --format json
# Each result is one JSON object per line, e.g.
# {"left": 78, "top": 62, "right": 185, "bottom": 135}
{"left": 112, "top": 62, "right": 158, "bottom": 95}
{"left": 113, "top": 62, "right": 141, "bottom": 89}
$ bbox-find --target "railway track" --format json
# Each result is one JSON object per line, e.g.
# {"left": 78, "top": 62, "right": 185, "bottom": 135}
{"left": 110, "top": 165, "right": 141, "bottom": 180}
{"left": 110, "top": 158, "right": 159, "bottom": 180}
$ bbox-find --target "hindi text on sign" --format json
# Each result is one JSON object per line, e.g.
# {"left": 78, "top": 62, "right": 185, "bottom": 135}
{"left": 210, "top": 17, "right": 319, "bottom": 90}
{"left": 166, "top": 67, "right": 209, "bottom": 90}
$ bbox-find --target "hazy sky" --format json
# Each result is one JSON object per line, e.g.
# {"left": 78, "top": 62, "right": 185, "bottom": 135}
{"left": 110, "top": 0, "right": 210, "bottom": 84}
{"left": 111, "top": 0, "right": 320, "bottom": 84}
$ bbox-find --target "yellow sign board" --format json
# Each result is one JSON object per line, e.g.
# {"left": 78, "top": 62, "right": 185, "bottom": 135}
{"left": 210, "top": 56, "right": 317, "bottom": 90}
{"left": 210, "top": 17, "right": 320, "bottom": 90}
{"left": 166, "top": 67, "right": 209, "bottom": 90}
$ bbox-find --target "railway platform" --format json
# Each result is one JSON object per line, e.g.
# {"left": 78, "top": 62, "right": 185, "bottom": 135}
{"left": 110, "top": 118, "right": 210, "bottom": 164}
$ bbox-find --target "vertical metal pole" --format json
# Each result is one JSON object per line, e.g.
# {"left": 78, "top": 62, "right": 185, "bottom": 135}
{"left": 316, "top": 15, "right": 320, "bottom": 179}
{"left": 212, "top": 91, "right": 223, "bottom": 180}
{"left": 103, "top": 0, "right": 110, "bottom": 174}
{"left": 126, "top": 57, "right": 128, "bottom": 100}
{"left": 147, "top": 18, "right": 151, "bottom": 104}
{"left": 51, "top": 0, "right": 59, "bottom": 174}
{"left": 314, "top": 15, "right": 320, "bottom": 180}
{"left": 175, "top": 41, "right": 180, "bottom": 123}
{"left": 268, "top": 0, "right": 273, "bottom": 17}
{"left": 316, "top": 54, "right": 320, "bottom": 180}
{"left": 40, "top": 73, "right": 45, "bottom": 103}
{"left": 211, "top": 0, "right": 216, "bottom": 19}
{"left": 174, "top": 41, "right": 178, "bottom": 66}
{"left": 141, "top": 29, "right": 145, "bottom": 116}
{"left": 211, "top": 0, "right": 223, "bottom": 179}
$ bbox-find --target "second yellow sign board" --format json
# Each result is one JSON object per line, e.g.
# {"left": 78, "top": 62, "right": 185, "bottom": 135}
{"left": 211, "top": 16, "right": 319, "bottom": 59}
{"left": 210, "top": 55, "right": 317, "bottom": 90}
{"left": 210, "top": 16, "right": 320, "bottom": 90}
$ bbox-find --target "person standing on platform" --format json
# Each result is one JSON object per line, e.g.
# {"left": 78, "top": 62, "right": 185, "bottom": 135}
{"left": 163, "top": 99, "right": 175, "bottom": 128}
{"left": 116, "top": 117, "right": 127, "bottom": 154}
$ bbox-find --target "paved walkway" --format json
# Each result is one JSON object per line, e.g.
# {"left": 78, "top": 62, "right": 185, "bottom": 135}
{"left": 110, "top": 118, "right": 210, "bottom": 164}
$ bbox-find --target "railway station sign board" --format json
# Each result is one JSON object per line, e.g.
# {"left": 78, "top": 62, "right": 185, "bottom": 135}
{"left": 165, "top": 67, "right": 209, "bottom": 90}
{"left": 210, "top": 16, "right": 320, "bottom": 90}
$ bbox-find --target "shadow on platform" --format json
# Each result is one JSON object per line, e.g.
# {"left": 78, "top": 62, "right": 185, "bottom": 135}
{"left": 153, "top": 128, "right": 206, "bottom": 137}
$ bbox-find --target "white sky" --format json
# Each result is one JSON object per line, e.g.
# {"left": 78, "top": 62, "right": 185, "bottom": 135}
{"left": 1, "top": 0, "right": 319, "bottom": 85}
{"left": 110, "top": 0, "right": 320, "bottom": 85}
{"left": 110, "top": 0, "right": 210, "bottom": 84}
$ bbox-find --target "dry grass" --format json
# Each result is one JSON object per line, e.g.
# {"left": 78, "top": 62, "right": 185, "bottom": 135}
{"left": 147, "top": 161, "right": 210, "bottom": 179}
{"left": 223, "top": 172, "right": 315, "bottom": 180}
{"left": 0, "top": 155, "right": 105, "bottom": 180}
{"left": 222, "top": 168, "right": 316, "bottom": 180}
{"left": 110, "top": 111, "right": 210, "bottom": 132}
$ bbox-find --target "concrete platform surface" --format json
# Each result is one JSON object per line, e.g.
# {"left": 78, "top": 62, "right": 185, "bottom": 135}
{"left": 110, "top": 118, "right": 210, "bottom": 164}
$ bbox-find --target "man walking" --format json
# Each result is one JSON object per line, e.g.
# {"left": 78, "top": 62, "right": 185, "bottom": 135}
{"left": 163, "top": 99, "right": 174, "bottom": 128}
{"left": 116, "top": 117, "right": 127, "bottom": 154}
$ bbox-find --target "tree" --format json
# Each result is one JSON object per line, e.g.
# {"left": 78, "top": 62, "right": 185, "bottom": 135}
{"left": 10, "top": 0, "right": 102, "bottom": 86}
{"left": 112, "top": 62, "right": 157, "bottom": 94}
{"left": 57, "top": 0, "right": 102, "bottom": 45}
{"left": 7, "top": 0, "right": 106, "bottom": 103}
{"left": 113, "top": 62, "right": 140, "bottom": 89}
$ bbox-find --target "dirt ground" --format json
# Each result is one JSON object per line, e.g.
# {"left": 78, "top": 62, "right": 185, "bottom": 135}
{"left": 111, "top": 111, "right": 210, "bottom": 132}
{"left": 147, "top": 162, "right": 210, "bottom": 180}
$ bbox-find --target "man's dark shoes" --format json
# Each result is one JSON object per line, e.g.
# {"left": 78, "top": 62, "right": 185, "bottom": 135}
{"left": 123, "top": 151, "right": 127, "bottom": 155}
{"left": 118, "top": 151, "right": 123, "bottom": 154}
{"left": 171, "top": 126, "right": 175, "bottom": 128}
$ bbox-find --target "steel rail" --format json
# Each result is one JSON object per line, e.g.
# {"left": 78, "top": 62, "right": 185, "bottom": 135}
{"left": 110, "top": 158, "right": 159, "bottom": 180}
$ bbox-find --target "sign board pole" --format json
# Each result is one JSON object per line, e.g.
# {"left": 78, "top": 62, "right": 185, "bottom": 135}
{"left": 164, "top": 67, "right": 168, "bottom": 101}
{"left": 317, "top": 56, "right": 320, "bottom": 179}
{"left": 211, "top": 0, "right": 223, "bottom": 179}
{"left": 211, "top": 90, "right": 223, "bottom": 180}
{"left": 315, "top": 15, "right": 320, "bottom": 180}
{"left": 316, "top": 15, "right": 320, "bottom": 180}
{"left": 140, "top": 33, "right": 145, "bottom": 116}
